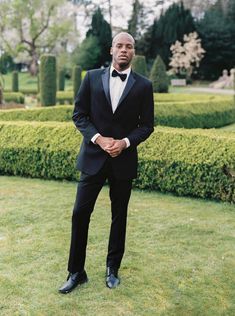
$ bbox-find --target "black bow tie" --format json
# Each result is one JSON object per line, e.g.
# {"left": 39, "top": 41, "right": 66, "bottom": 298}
{"left": 112, "top": 69, "right": 127, "bottom": 81}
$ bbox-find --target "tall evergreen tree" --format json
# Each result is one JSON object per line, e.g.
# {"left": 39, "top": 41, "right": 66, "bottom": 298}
{"left": 127, "top": 0, "right": 145, "bottom": 39}
{"left": 196, "top": 0, "right": 235, "bottom": 79}
{"left": 86, "top": 7, "right": 112, "bottom": 67}
{"left": 137, "top": 2, "right": 195, "bottom": 67}
{"left": 150, "top": 55, "right": 169, "bottom": 93}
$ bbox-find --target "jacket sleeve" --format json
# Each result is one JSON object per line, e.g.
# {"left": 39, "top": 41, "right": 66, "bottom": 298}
{"left": 72, "top": 71, "right": 99, "bottom": 144}
{"left": 126, "top": 81, "right": 154, "bottom": 147}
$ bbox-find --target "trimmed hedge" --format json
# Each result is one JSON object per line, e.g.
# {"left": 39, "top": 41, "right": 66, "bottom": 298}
{"left": 155, "top": 100, "right": 235, "bottom": 128}
{"left": 0, "top": 121, "right": 234, "bottom": 202}
{"left": 154, "top": 94, "right": 232, "bottom": 103}
{"left": 12, "top": 71, "right": 19, "bottom": 92}
{"left": 1, "top": 99, "right": 235, "bottom": 129}
{"left": 37, "top": 91, "right": 73, "bottom": 104}
{"left": 131, "top": 55, "right": 148, "bottom": 77}
{"left": 40, "top": 54, "right": 56, "bottom": 106}
{"left": 4, "top": 92, "right": 25, "bottom": 104}
{"left": 58, "top": 68, "right": 65, "bottom": 91}
{"left": 150, "top": 55, "right": 169, "bottom": 93}
{"left": 0, "top": 106, "right": 72, "bottom": 122}
{"left": 56, "top": 91, "right": 73, "bottom": 104}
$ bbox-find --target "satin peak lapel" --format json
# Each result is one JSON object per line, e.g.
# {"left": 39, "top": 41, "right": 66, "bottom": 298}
{"left": 101, "top": 67, "right": 111, "bottom": 107}
{"left": 116, "top": 72, "right": 136, "bottom": 109}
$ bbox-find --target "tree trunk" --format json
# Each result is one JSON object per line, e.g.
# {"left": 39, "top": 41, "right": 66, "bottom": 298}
{"left": 29, "top": 49, "right": 39, "bottom": 76}
{"left": 29, "top": 59, "right": 38, "bottom": 76}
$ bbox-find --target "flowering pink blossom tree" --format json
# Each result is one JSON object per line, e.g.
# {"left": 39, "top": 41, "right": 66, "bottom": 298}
{"left": 169, "top": 32, "right": 205, "bottom": 79}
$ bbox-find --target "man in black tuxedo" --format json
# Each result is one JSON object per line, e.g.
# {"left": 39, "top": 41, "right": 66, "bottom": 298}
{"left": 59, "top": 32, "right": 154, "bottom": 294}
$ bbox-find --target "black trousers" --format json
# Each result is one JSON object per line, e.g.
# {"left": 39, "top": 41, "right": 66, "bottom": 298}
{"left": 68, "top": 159, "right": 132, "bottom": 273}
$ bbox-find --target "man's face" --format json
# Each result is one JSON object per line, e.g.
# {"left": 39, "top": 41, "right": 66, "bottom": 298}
{"left": 110, "top": 34, "right": 135, "bottom": 70}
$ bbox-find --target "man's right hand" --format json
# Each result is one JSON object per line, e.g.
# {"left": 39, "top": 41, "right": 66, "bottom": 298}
{"left": 95, "top": 136, "right": 115, "bottom": 151}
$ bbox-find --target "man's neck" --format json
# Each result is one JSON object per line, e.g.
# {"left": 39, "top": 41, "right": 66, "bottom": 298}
{"left": 112, "top": 63, "right": 131, "bottom": 72}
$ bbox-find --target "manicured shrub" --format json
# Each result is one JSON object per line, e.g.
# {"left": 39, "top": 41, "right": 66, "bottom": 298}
{"left": 150, "top": 55, "right": 169, "bottom": 93}
{"left": 56, "top": 91, "right": 73, "bottom": 104}
{"left": 0, "top": 121, "right": 234, "bottom": 202}
{"left": 1, "top": 98, "right": 234, "bottom": 129}
{"left": 155, "top": 100, "right": 235, "bottom": 128}
{"left": 0, "top": 105, "right": 72, "bottom": 121}
{"left": 37, "top": 91, "right": 73, "bottom": 105}
{"left": 132, "top": 55, "right": 148, "bottom": 77}
{"left": 154, "top": 94, "right": 231, "bottom": 103}
{"left": 58, "top": 68, "right": 65, "bottom": 91}
{"left": 73, "top": 65, "right": 82, "bottom": 98}
{"left": 40, "top": 54, "right": 56, "bottom": 106}
{"left": 4, "top": 92, "right": 25, "bottom": 104}
{"left": 12, "top": 71, "right": 19, "bottom": 92}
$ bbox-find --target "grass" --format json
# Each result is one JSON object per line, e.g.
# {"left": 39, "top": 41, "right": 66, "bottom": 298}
{"left": 219, "top": 122, "right": 235, "bottom": 132}
{"left": 0, "top": 176, "right": 234, "bottom": 315}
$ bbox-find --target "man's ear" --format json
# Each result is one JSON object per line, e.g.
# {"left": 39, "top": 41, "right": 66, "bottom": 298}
{"left": 110, "top": 47, "right": 113, "bottom": 55}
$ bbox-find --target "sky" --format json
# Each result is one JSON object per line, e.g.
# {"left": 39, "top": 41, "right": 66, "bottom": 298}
{"left": 76, "top": 0, "right": 177, "bottom": 40}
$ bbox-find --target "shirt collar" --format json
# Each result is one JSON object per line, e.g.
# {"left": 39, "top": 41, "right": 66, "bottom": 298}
{"left": 110, "top": 65, "right": 131, "bottom": 77}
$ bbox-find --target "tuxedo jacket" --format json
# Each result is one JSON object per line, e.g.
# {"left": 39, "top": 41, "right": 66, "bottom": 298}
{"left": 72, "top": 67, "right": 154, "bottom": 179}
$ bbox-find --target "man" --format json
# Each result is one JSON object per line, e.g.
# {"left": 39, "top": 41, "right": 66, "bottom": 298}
{"left": 59, "top": 32, "right": 154, "bottom": 294}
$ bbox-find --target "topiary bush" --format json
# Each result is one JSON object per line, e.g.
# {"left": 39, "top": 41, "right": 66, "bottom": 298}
{"left": 1, "top": 98, "right": 234, "bottom": 129}
{"left": 73, "top": 65, "right": 82, "bottom": 98}
{"left": 132, "top": 55, "right": 148, "bottom": 77}
{"left": 155, "top": 100, "right": 235, "bottom": 128}
{"left": 150, "top": 55, "right": 169, "bottom": 93}
{"left": 0, "top": 121, "right": 234, "bottom": 202}
{"left": 40, "top": 54, "right": 57, "bottom": 106}
{"left": 37, "top": 91, "right": 73, "bottom": 105}
{"left": 3, "top": 92, "right": 25, "bottom": 104}
{"left": 12, "top": 71, "right": 19, "bottom": 92}
{"left": 58, "top": 68, "right": 65, "bottom": 91}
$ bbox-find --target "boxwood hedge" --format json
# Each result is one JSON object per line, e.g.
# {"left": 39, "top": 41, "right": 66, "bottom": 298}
{"left": 0, "top": 121, "right": 234, "bottom": 202}
{"left": 0, "top": 99, "right": 234, "bottom": 129}
{"left": 4, "top": 92, "right": 25, "bottom": 104}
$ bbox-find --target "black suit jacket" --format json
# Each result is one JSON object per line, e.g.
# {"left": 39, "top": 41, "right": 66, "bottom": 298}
{"left": 72, "top": 67, "right": 154, "bottom": 179}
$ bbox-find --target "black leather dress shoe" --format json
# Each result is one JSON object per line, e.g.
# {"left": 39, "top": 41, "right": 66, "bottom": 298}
{"left": 106, "top": 267, "right": 120, "bottom": 289}
{"left": 58, "top": 270, "right": 88, "bottom": 294}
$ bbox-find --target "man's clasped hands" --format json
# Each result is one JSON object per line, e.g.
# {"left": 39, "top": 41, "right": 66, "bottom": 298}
{"left": 95, "top": 136, "right": 126, "bottom": 158}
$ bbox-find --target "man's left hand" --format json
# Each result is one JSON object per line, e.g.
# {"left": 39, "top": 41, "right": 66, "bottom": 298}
{"left": 105, "top": 140, "right": 126, "bottom": 157}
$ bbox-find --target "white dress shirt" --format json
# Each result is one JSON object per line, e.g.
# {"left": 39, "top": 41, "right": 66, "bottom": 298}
{"left": 91, "top": 65, "right": 131, "bottom": 148}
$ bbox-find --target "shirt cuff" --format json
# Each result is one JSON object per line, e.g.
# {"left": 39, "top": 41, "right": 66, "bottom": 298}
{"left": 91, "top": 133, "right": 101, "bottom": 144}
{"left": 123, "top": 137, "right": 130, "bottom": 148}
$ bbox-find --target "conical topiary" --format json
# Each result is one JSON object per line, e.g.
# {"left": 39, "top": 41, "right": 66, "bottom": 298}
{"left": 131, "top": 55, "right": 148, "bottom": 77}
{"left": 149, "top": 55, "right": 169, "bottom": 93}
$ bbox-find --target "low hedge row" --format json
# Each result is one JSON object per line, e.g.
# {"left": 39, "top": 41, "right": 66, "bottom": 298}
{"left": 154, "top": 93, "right": 231, "bottom": 102}
{"left": 4, "top": 88, "right": 38, "bottom": 94}
{"left": 36, "top": 91, "right": 73, "bottom": 104}
{"left": 0, "top": 121, "right": 234, "bottom": 202}
{"left": 39, "top": 92, "right": 232, "bottom": 106}
{"left": 4, "top": 92, "right": 25, "bottom": 104}
{"left": 155, "top": 100, "right": 235, "bottom": 128}
{"left": 1, "top": 99, "right": 235, "bottom": 129}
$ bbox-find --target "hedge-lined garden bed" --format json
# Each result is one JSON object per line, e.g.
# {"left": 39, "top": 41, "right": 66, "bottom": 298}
{"left": 3, "top": 92, "right": 25, "bottom": 104}
{"left": 0, "top": 121, "right": 234, "bottom": 202}
{"left": 0, "top": 98, "right": 234, "bottom": 129}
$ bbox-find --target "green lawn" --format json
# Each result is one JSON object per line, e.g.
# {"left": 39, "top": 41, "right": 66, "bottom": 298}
{"left": 0, "top": 176, "right": 234, "bottom": 315}
{"left": 2, "top": 72, "right": 83, "bottom": 92}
